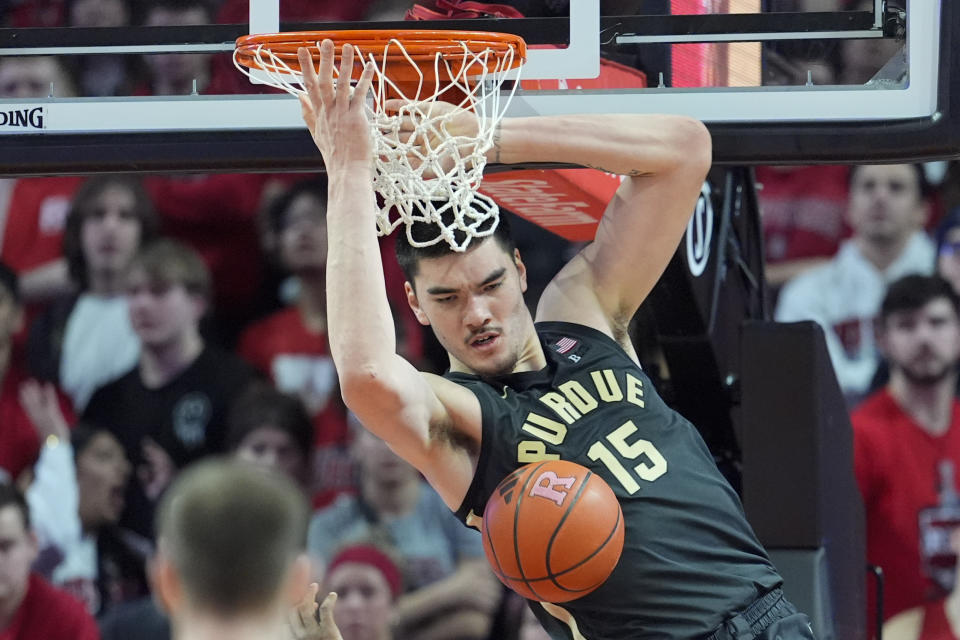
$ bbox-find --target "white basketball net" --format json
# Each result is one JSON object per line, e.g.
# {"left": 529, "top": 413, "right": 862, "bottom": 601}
{"left": 234, "top": 38, "right": 522, "bottom": 251}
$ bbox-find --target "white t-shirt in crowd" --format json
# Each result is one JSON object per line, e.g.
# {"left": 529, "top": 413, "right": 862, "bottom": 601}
{"left": 775, "top": 232, "right": 935, "bottom": 401}
{"left": 60, "top": 293, "right": 140, "bottom": 410}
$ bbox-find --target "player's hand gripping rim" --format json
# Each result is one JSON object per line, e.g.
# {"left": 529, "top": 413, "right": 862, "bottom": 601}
{"left": 296, "top": 41, "right": 377, "bottom": 174}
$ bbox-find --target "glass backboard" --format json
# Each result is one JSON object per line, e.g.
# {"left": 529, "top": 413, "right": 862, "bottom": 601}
{"left": 0, "top": 0, "right": 954, "bottom": 174}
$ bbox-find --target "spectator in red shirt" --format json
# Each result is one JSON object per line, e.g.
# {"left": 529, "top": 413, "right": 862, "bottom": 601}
{"left": 0, "top": 482, "right": 99, "bottom": 640}
{"left": 883, "top": 527, "right": 960, "bottom": 640}
{"left": 0, "top": 56, "right": 81, "bottom": 311}
{"left": 853, "top": 275, "right": 960, "bottom": 636}
{"left": 0, "top": 262, "right": 74, "bottom": 485}
{"left": 756, "top": 165, "right": 851, "bottom": 288}
{"left": 238, "top": 179, "right": 352, "bottom": 506}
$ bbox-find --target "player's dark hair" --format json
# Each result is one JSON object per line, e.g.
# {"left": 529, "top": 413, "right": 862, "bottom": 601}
{"left": 63, "top": 174, "right": 159, "bottom": 290}
{"left": 394, "top": 205, "right": 516, "bottom": 287}
{"left": 0, "top": 482, "right": 30, "bottom": 531}
{"left": 880, "top": 274, "right": 960, "bottom": 323}
{"left": 155, "top": 458, "right": 310, "bottom": 615}
{"left": 226, "top": 383, "right": 314, "bottom": 464}
{"left": 0, "top": 260, "right": 20, "bottom": 305}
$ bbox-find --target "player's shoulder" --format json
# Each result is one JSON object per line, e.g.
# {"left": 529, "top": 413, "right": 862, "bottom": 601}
{"left": 535, "top": 320, "right": 630, "bottom": 362}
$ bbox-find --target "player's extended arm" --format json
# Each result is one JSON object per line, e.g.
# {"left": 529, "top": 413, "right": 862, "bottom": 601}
{"left": 297, "top": 44, "right": 479, "bottom": 508}
{"left": 495, "top": 114, "right": 713, "bottom": 343}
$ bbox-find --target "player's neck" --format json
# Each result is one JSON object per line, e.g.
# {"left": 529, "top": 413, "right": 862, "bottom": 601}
{"left": 140, "top": 330, "right": 204, "bottom": 388}
{"left": 888, "top": 372, "right": 957, "bottom": 437}
{"left": 517, "top": 332, "right": 548, "bottom": 372}
{"left": 174, "top": 610, "right": 287, "bottom": 640}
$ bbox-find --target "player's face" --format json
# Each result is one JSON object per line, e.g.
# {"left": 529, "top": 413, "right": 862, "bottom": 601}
{"left": 328, "top": 563, "right": 394, "bottom": 640}
{"left": 76, "top": 431, "right": 131, "bottom": 530}
{"left": 881, "top": 298, "right": 960, "bottom": 386}
{"left": 407, "top": 239, "right": 536, "bottom": 377}
{"left": 848, "top": 165, "right": 926, "bottom": 246}
{"left": 279, "top": 193, "right": 328, "bottom": 273}
{"left": 125, "top": 271, "right": 204, "bottom": 348}
{"left": 81, "top": 185, "right": 142, "bottom": 279}
{"left": 0, "top": 506, "right": 36, "bottom": 604}
{"left": 233, "top": 425, "right": 307, "bottom": 484}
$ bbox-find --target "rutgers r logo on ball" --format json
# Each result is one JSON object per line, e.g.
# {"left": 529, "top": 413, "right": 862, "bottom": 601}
{"left": 530, "top": 471, "right": 576, "bottom": 506}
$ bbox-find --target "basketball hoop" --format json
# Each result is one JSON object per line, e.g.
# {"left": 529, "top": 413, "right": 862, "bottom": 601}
{"left": 234, "top": 30, "right": 526, "bottom": 251}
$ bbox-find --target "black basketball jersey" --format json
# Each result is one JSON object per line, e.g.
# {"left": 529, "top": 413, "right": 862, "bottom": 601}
{"left": 450, "top": 322, "right": 782, "bottom": 640}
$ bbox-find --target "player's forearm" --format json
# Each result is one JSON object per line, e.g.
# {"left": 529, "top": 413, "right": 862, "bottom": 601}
{"left": 325, "top": 169, "right": 399, "bottom": 378}
{"left": 492, "top": 114, "right": 711, "bottom": 177}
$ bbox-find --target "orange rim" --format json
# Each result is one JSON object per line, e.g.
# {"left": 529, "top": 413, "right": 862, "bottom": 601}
{"left": 235, "top": 29, "right": 526, "bottom": 77}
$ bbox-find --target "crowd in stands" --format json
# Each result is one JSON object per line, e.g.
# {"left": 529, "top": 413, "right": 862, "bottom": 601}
{"left": 0, "top": 1, "right": 951, "bottom": 640}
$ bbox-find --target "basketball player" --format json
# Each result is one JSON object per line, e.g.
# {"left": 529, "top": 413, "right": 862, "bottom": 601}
{"left": 297, "top": 42, "right": 815, "bottom": 640}
{"left": 151, "top": 458, "right": 341, "bottom": 640}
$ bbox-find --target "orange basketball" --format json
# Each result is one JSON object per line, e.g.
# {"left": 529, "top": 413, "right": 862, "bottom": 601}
{"left": 482, "top": 460, "right": 624, "bottom": 603}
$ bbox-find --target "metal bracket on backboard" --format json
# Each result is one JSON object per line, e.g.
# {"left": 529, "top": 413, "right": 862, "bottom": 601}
{"left": 504, "top": 0, "right": 599, "bottom": 80}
